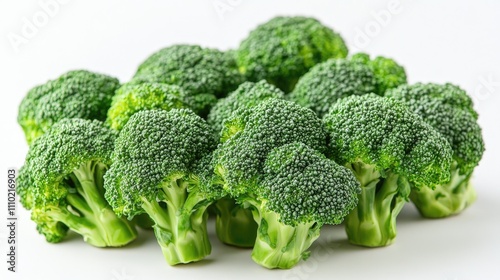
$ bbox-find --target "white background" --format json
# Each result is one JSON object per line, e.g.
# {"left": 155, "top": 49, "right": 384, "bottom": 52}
{"left": 1, "top": 1, "right": 500, "bottom": 279}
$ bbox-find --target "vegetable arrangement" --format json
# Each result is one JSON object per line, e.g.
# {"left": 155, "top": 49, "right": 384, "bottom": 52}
{"left": 17, "top": 16, "right": 484, "bottom": 269}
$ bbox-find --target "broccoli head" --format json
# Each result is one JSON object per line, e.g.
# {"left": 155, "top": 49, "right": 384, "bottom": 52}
{"left": 323, "top": 94, "right": 452, "bottom": 247}
{"left": 386, "top": 83, "right": 484, "bottom": 218}
{"left": 104, "top": 109, "right": 220, "bottom": 265}
{"left": 106, "top": 83, "right": 207, "bottom": 130}
{"left": 351, "top": 53, "right": 407, "bottom": 94}
{"left": 132, "top": 45, "right": 244, "bottom": 103}
{"left": 289, "top": 58, "right": 378, "bottom": 117}
{"left": 236, "top": 16, "right": 348, "bottom": 92}
{"left": 18, "top": 70, "right": 120, "bottom": 144}
{"left": 17, "top": 118, "right": 137, "bottom": 247}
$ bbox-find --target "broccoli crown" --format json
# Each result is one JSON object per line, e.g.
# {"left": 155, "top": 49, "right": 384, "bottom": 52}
{"left": 213, "top": 98, "right": 327, "bottom": 196}
{"left": 289, "top": 59, "right": 378, "bottom": 117}
{"left": 104, "top": 109, "right": 218, "bottom": 217}
{"left": 261, "top": 142, "right": 360, "bottom": 226}
{"left": 18, "top": 118, "right": 116, "bottom": 208}
{"left": 386, "top": 83, "right": 484, "bottom": 174}
{"left": 106, "top": 83, "right": 193, "bottom": 130}
{"left": 132, "top": 45, "right": 244, "bottom": 99}
{"left": 351, "top": 53, "right": 407, "bottom": 94}
{"left": 207, "top": 80, "right": 285, "bottom": 136}
{"left": 323, "top": 94, "right": 453, "bottom": 187}
{"left": 18, "top": 70, "right": 120, "bottom": 144}
{"left": 237, "top": 16, "right": 348, "bottom": 92}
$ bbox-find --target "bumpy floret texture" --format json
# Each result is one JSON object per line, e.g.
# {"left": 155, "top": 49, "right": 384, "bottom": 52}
{"left": 324, "top": 94, "right": 453, "bottom": 187}
{"left": 18, "top": 70, "right": 120, "bottom": 144}
{"left": 207, "top": 80, "right": 284, "bottom": 136}
{"left": 289, "top": 59, "right": 378, "bottom": 117}
{"left": 132, "top": 45, "right": 244, "bottom": 99}
{"left": 237, "top": 16, "right": 348, "bottom": 92}
{"left": 351, "top": 53, "right": 407, "bottom": 94}
{"left": 386, "top": 83, "right": 484, "bottom": 175}
{"left": 213, "top": 98, "right": 327, "bottom": 196}
{"left": 104, "top": 109, "right": 218, "bottom": 217}
{"left": 262, "top": 142, "right": 360, "bottom": 226}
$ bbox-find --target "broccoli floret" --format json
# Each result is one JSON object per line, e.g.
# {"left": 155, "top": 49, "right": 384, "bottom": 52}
{"left": 131, "top": 45, "right": 244, "bottom": 105}
{"left": 207, "top": 80, "right": 285, "bottom": 137}
{"left": 17, "top": 70, "right": 120, "bottom": 144}
{"left": 323, "top": 94, "right": 453, "bottom": 247}
{"left": 236, "top": 16, "right": 348, "bottom": 92}
{"left": 106, "top": 83, "right": 202, "bottom": 130}
{"left": 17, "top": 119, "right": 137, "bottom": 247}
{"left": 351, "top": 53, "right": 407, "bottom": 94}
{"left": 104, "top": 109, "right": 220, "bottom": 265}
{"left": 289, "top": 59, "right": 378, "bottom": 117}
{"left": 386, "top": 83, "right": 484, "bottom": 218}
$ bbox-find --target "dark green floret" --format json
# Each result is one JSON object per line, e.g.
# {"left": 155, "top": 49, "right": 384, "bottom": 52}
{"left": 18, "top": 70, "right": 120, "bottom": 144}
{"left": 386, "top": 83, "right": 484, "bottom": 218}
{"left": 17, "top": 119, "right": 137, "bottom": 247}
{"left": 323, "top": 94, "right": 452, "bottom": 247}
{"left": 289, "top": 58, "right": 378, "bottom": 117}
{"left": 132, "top": 44, "right": 244, "bottom": 103}
{"left": 236, "top": 16, "right": 348, "bottom": 92}
{"left": 104, "top": 109, "right": 220, "bottom": 265}
{"left": 351, "top": 53, "right": 407, "bottom": 94}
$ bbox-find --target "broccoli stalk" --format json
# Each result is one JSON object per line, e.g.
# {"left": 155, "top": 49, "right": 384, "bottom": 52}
{"left": 214, "top": 197, "right": 257, "bottom": 248}
{"left": 343, "top": 163, "right": 410, "bottom": 246}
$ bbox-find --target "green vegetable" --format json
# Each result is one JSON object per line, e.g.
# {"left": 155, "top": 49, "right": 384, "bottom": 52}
{"left": 323, "top": 94, "right": 453, "bottom": 247}
{"left": 236, "top": 16, "right": 348, "bottom": 92}
{"left": 17, "top": 119, "right": 137, "bottom": 247}
{"left": 18, "top": 70, "right": 120, "bottom": 144}
{"left": 289, "top": 58, "right": 378, "bottom": 117}
{"left": 386, "top": 83, "right": 484, "bottom": 218}
{"left": 351, "top": 53, "right": 407, "bottom": 94}
{"left": 104, "top": 109, "right": 220, "bottom": 265}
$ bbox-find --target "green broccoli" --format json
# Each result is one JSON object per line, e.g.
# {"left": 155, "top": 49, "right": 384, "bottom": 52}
{"left": 131, "top": 44, "right": 244, "bottom": 114}
{"left": 18, "top": 70, "right": 120, "bottom": 144}
{"left": 351, "top": 53, "right": 407, "bottom": 94}
{"left": 104, "top": 109, "right": 220, "bottom": 265}
{"left": 212, "top": 99, "right": 358, "bottom": 268}
{"left": 323, "top": 94, "right": 453, "bottom": 247}
{"left": 236, "top": 16, "right": 348, "bottom": 92}
{"left": 386, "top": 83, "right": 484, "bottom": 218}
{"left": 106, "top": 83, "right": 206, "bottom": 130}
{"left": 17, "top": 119, "right": 137, "bottom": 247}
{"left": 289, "top": 58, "right": 378, "bottom": 117}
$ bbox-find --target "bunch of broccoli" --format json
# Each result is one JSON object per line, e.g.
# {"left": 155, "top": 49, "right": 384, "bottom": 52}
{"left": 17, "top": 15, "right": 484, "bottom": 269}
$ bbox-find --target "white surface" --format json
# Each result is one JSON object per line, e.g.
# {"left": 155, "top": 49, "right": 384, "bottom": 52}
{"left": 1, "top": 1, "right": 500, "bottom": 279}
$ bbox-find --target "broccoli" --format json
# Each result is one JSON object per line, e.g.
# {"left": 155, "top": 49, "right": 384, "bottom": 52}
{"left": 289, "top": 59, "right": 378, "bottom": 117}
{"left": 386, "top": 83, "right": 484, "bottom": 218}
{"left": 17, "top": 119, "right": 137, "bottom": 247}
{"left": 351, "top": 53, "right": 407, "bottom": 94}
{"left": 131, "top": 44, "right": 244, "bottom": 114}
{"left": 106, "top": 83, "right": 207, "bottom": 130}
{"left": 213, "top": 99, "right": 358, "bottom": 268}
{"left": 236, "top": 16, "right": 348, "bottom": 93}
{"left": 103, "top": 109, "right": 220, "bottom": 265}
{"left": 18, "top": 70, "right": 120, "bottom": 144}
{"left": 323, "top": 94, "right": 453, "bottom": 247}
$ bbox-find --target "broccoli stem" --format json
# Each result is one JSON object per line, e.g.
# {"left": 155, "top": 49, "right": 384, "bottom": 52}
{"left": 141, "top": 177, "right": 211, "bottom": 265}
{"left": 410, "top": 163, "right": 476, "bottom": 218}
{"left": 66, "top": 161, "right": 137, "bottom": 247}
{"left": 250, "top": 206, "right": 321, "bottom": 269}
{"left": 215, "top": 197, "right": 257, "bottom": 248}
{"left": 344, "top": 163, "right": 408, "bottom": 247}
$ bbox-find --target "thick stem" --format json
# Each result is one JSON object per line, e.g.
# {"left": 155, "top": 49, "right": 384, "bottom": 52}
{"left": 141, "top": 178, "right": 211, "bottom": 265}
{"left": 215, "top": 197, "right": 257, "bottom": 248}
{"left": 344, "top": 163, "right": 408, "bottom": 247}
{"left": 410, "top": 164, "right": 476, "bottom": 218}
{"left": 251, "top": 206, "right": 320, "bottom": 269}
